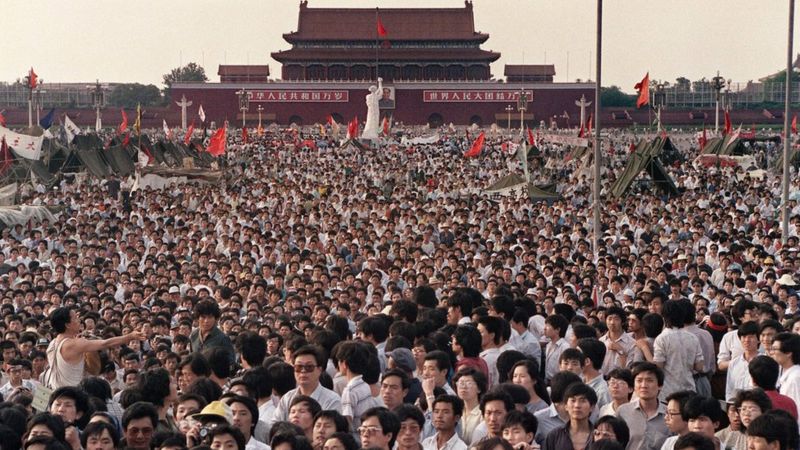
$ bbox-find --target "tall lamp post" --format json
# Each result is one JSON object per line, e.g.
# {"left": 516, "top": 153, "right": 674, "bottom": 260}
{"left": 505, "top": 105, "right": 514, "bottom": 129}
{"left": 236, "top": 89, "right": 250, "bottom": 128}
{"left": 711, "top": 72, "right": 726, "bottom": 133}
{"left": 34, "top": 81, "right": 46, "bottom": 126}
{"left": 24, "top": 72, "right": 35, "bottom": 127}
{"left": 654, "top": 81, "right": 666, "bottom": 133}
{"left": 782, "top": 0, "right": 795, "bottom": 244}
{"left": 517, "top": 88, "right": 528, "bottom": 131}
{"left": 257, "top": 105, "right": 264, "bottom": 129}
{"left": 89, "top": 80, "right": 106, "bottom": 132}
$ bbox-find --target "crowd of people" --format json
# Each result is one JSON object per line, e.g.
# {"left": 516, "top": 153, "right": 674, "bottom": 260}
{"left": 0, "top": 123, "right": 797, "bottom": 450}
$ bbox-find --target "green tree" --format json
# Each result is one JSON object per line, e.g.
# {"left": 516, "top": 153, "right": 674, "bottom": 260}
{"left": 163, "top": 62, "right": 208, "bottom": 88}
{"left": 675, "top": 77, "right": 691, "bottom": 90}
{"left": 762, "top": 69, "right": 800, "bottom": 83}
{"left": 600, "top": 85, "right": 635, "bottom": 107}
{"left": 108, "top": 83, "right": 163, "bottom": 108}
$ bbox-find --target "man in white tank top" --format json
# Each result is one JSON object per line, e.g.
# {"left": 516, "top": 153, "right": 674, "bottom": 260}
{"left": 44, "top": 307, "right": 145, "bottom": 389}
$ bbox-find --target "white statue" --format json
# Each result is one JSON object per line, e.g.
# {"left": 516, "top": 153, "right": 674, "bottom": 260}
{"left": 361, "top": 77, "right": 383, "bottom": 140}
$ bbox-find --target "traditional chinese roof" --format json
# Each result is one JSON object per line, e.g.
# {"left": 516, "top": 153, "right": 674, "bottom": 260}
{"left": 283, "top": 1, "right": 489, "bottom": 43}
{"left": 272, "top": 47, "right": 500, "bottom": 63}
{"left": 504, "top": 65, "right": 556, "bottom": 77}
{"left": 217, "top": 65, "right": 270, "bottom": 76}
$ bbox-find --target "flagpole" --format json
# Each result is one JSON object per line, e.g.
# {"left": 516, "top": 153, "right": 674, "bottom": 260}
{"left": 592, "top": 0, "right": 602, "bottom": 259}
{"left": 782, "top": 0, "right": 795, "bottom": 245}
{"left": 375, "top": 7, "right": 379, "bottom": 81}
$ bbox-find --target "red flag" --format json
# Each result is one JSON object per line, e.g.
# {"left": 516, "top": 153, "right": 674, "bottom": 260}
{"left": 629, "top": 142, "right": 636, "bottom": 153}
{"left": 634, "top": 72, "right": 649, "bottom": 108}
{"left": 28, "top": 68, "right": 38, "bottom": 89}
{"left": 117, "top": 109, "right": 128, "bottom": 135}
{"left": 0, "top": 137, "right": 11, "bottom": 177}
{"left": 206, "top": 127, "right": 227, "bottom": 156}
{"left": 793, "top": 114, "right": 797, "bottom": 135}
{"left": 526, "top": 128, "right": 535, "bottom": 146}
{"left": 0, "top": 112, "right": 5, "bottom": 127}
{"left": 184, "top": 121, "right": 195, "bottom": 145}
{"left": 577, "top": 121, "right": 585, "bottom": 138}
{"left": 586, "top": 114, "right": 593, "bottom": 135}
{"left": 382, "top": 117, "right": 389, "bottom": 135}
{"left": 377, "top": 17, "right": 388, "bottom": 37}
{"left": 347, "top": 117, "right": 359, "bottom": 139}
{"left": 724, "top": 110, "right": 731, "bottom": 135}
{"left": 464, "top": 132, "right": 485, "bottom": 158}
{"left": 699, "top": 126, "right": 707, "bottom": 150}
{"left": 242, "top": 127, "right": 249, "bottom": 144}
{"left": 257, "top": 124, "right": 264, "bottom": 137}
{"left": 141, "top": 144, "right": 154, "bottom": 165}
{"left": 327, "top": 115, "right": 334, "bottom": 126}
{"left": 122, "top": 132, "right": 130, "bottom": 147}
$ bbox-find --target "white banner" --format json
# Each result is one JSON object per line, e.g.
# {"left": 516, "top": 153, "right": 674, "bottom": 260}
{"left": 540, "top": 134, "right": 589, "bottom": 147}
{"left": 400, "top": 134, "right": 440, "bottom": 145}
{"left": 0, "top": 126, "right": 43, "bottom": 160}
{"left": 64, "top": 115, "right": 81, "bottom": 142}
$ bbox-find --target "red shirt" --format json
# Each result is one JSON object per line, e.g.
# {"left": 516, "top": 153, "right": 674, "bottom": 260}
{"left": 766, "top": 389, "right": 798, "bottom": 419}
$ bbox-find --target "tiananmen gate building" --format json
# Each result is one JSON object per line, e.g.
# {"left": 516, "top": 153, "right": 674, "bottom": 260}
{"left": 170, "top": 1, "right": 594, "bottom": 127}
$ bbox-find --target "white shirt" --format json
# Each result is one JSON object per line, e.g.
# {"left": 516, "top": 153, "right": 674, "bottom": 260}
{"left": 247, "top": 436, "right": 270, "bottom": 450}
{"left": 422, "top": 432, "right": 468, "bottom": 450}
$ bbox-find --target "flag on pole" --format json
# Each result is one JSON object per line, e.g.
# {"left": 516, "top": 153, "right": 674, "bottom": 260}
{"left": 526, "top": 128, "right": 535, "bottom": 147}
{"left": 699, "top": 126, "right": 707, "bottom": 150}
{"left": 163, "top": 119, "right": 172, "bottom": 139}
{"left": 382, "top": 117, "right": 389, "bottom": 136}
{"left": 464, "top": 131, "right": 485, "bottom": 158}
{"left": 0, "top": 137, "right": 11, "bottom": 177}
{"left": 198, "top": 105, "right": 206, "bottom": 123}
{"left": 377, "top": 16, "right": 388, "bottom": 37}
{"left": 134, "top": 104, "right": 142, "bottom": 135}
{"left": 122, "top": 132, "right": 131, "bottom": 147}
{"left": 242, "top": 127, "right": 249, "bottom": 144}
{"left": 28, "top": 68, "right": 38, "bottom": 89}
{"left": 184, "top": 121, "right": 195, "bottom": 145}
{"left": 0, "top": 125, "right": 43, "bottom": 160}
{"left": 586, "top": 113, "right": 593, "bottom": 136}
{"left": 347, "top": 117, "right": 359, "bottom": 140}
{"left": 577, "top": 121, "right": 585, "bottom": 138}
{"left": 64, "top": 115, "right": 81, "bottom": 142}
{"left": 634, "top": 72, "right": 650, "bottom": 108}
{"left": 723, "top": 110, "right": 731, "bottom": 135}
{"left": 328, "top": 115, "right": 341, "bottom": 136}
{"left": 39, "top": 108, "right": 55, "bottom": 129}
{"left": 206, "top": 127, "right": 227, "bottom": 156}
{"left": 117, "top": 109, "right": 128, "bottom": 135}
{"left": 0, "top": 112, "right": 5, "bottom": 127}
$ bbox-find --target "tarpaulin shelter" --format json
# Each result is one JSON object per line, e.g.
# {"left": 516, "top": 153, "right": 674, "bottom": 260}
{"left": 73, "top": 135, "right": 113, "bottom": 178}
{"left": 610, "top": 136, "right": 679, "bottom": 198}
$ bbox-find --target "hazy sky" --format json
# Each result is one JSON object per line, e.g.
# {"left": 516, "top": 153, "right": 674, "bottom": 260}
{"left": 4, "top": 0, "right": 796, "bottom": 93}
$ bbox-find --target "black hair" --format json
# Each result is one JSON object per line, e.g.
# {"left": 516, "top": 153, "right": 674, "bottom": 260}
{"left": 453, "top": 325, "right": 482, "bottom": 358}
{"left": 509, "top": 359, "right": 551, "bottom": 405}
{"left": 313, "top": 410, "right": 349, "bottom": 433}
{"left": 138, "top": 367, "right": 172, "bottom": 407}
{"left": 606, "top": 368, "right": 633, "bottom": 389}
{"left": 81, "top": 421, "right": 119, "bottom": 449}
{"left": 501, "top": 409, "right": 538, "bottom": 435}
{"left": 178, "top": 353, "right": 211, "bottom": 377}
{"left": 225, "top": 395, "right": 260, "bottom": 434}
{"left": 749, "top": 355, "right": 781, "bottom": 390}
{"left": 477, "top": 316, "right": 505, "bottom": 345}
{"left": 682, "top": 395, "right": 724, "bottom": 424}
{"left": 194, "top": 300, "right": 221, "bottom": 319}
{"left": 423, "top": 350, "right": 451, "bottom": 373}
{"left": 641, "top": 313, "right": 664, "bottom": 339}
{"left": 662, "top": 300, "right": 687, "bottom": 328}
{"left": 432, "top": 394, "right": 464, "bottom": 417}
{"left": 203, "top": 347, "right": 233, "bottom": 380}
{"left": 746, "top": 411, "right": 798, "bottom": 450}
{"left": 479, "top": 388, "right": 514, "bottom": 415}
{"left": 453, "top": 367, "right": 488, "bottom": 398}
{"left": 559, "top": 348, "right": 583, "bottom": 364}
{"left": 336, "top": 341, "right": 369, "bottom": 375}
{"left": 496, "top": 350, "right": 527, "bottom": 384}
{"left": 235, "top": 331, "right": 267, "bottom": 368}
{"left": 577, "top": 338, "right": 606, "bottom": 371}
{"left": 121, "top": 401, "right": 159, "bottom": 430}
{"left": 208, "top": 424, "right": 247, "bottom": 450}
{"left": 563, "top": 382, "right": 598, "bottom": 406}
{"left": 78, "top": 377, "right": 112, "bottom": 402}
{"left": 474, "top": 437, "right": 513, "bottom": 450}
{"left": 734, "top": 389, "right": 772, "bottom": 421}
{"left": 359, "top": 316, "right": 389, "bottom": 343}
{"left": 393, "top": 404, "right": 425, "bottom": 428}
{"left": 241, "top": 366, "right": 273, "bottom": 400}
{"left": 631, "top": 362, "right": 664, "bottom": 387}
{"left": 49, "top": 307, "right": 74, "bottom": 334}
{"left": 497, "top": 382, "right": 531, "bottom": 406}
{"left": 267, "top": 362, "right": 296, "bottom": 396}
{"left": 595, "top": 415, "right": 630, "bottom": 447}
{"left": 737, "top": 321, "right": 760, "bottom": 337}
{"left": 360, "top": 407, "right": 400, "bottom": 448}
{"left": 185, "top": 378, "right": 222, "bottom": 404}
{"left": 774, "top": 332, "right": 800, "bottom": 365}
{"left": 549, "top": 371, "right": 582, "bottom": 403}
{"left": 48, "top": 386, "right": 92, "bottom": 428}
{"left": 289, "top": 395, "right": 322, "bottom": 420}
{"left": 665, "top": 390, "right": 697, "bottom": 422}
{"left": 325, "top": 432, "right": 359, "bottom": 450}
{"left": 545, "top": 314, "right": 569, "bottom": 338}
{"left": 674, "top": 432, "right": 715, "bottom": 450}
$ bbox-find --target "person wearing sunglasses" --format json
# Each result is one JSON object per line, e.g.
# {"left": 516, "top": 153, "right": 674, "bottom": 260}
{"left": 272, "top": 345, "right": 341, "bottom": 423}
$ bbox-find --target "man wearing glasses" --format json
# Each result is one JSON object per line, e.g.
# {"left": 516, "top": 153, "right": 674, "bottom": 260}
{"left": 272, "top": 345, "right": 341, "bottom": 422}
{"left": 358, "top": 407, "right": 400, "bottom": 450}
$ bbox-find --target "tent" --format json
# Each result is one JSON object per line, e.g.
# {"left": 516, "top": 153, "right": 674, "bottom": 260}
{"left": 609, "top": 136, "right": 679, "bottom": 198}
{"left": 484, "top": 174, "right": 560, "bottom": 201}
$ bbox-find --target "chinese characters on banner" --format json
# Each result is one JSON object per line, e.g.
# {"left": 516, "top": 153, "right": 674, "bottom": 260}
{"left": 246, "top": 90, "right": 349, "bottom": 102}
{"left": 423, "top": 90, "right": 534, "bottom": 102}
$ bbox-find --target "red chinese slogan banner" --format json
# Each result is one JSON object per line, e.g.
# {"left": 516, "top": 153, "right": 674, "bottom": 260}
{"left": 246, "top": 90, "right": 349, "bottom": 102}
{"left": 423, "top": 90, "right": 533, "bottom": 102}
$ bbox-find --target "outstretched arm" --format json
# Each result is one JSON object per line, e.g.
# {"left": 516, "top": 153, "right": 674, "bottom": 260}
{"left": 63, "top": 331, "right": 146, "bottom": 358}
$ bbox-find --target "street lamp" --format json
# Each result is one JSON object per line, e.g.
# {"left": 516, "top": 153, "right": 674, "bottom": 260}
{"left": 505, "top": 105, "right": 514, "bottom": 129}
{"left": 654, "top": 81, "right": 666, "bottom": 132}
{"left": 257, "top": 105, "right": 264, "bottom": 129}
{"left": 516, "top": 88, "right": 529, "bottom": 130}
{"left": 711, "top": 72, "right": 726, "bottom": 133}
{"left": 34, "top": 81, "right": 45, "bottom": 126}
{"left": 88, "top": 79, "right": 107, "bottom": 132}
{"left": 236, "top": 89, "right": 250, "bottom": 128}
